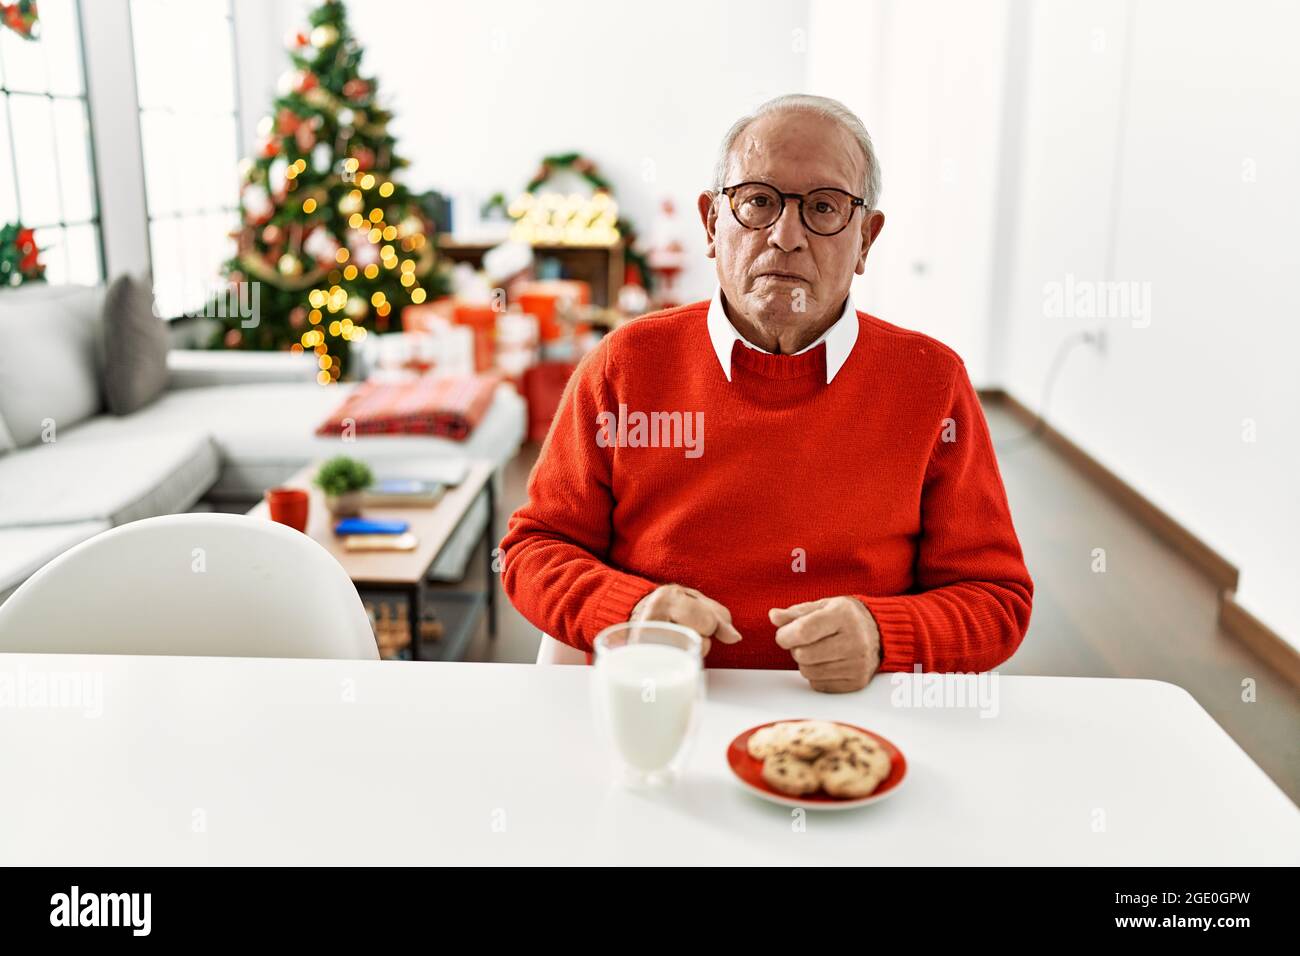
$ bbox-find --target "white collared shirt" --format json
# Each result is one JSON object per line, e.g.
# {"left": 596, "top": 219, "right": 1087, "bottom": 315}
{"left": 705, "top": 286, "right": 859, "bottom": 384}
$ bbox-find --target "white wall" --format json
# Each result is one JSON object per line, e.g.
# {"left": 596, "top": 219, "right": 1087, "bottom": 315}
{"left": 327, "top": 0, "right": 813, "bottom": 304}
{"left": 807, "top": 0, "right": 1011, "bottom": 386}
{"left": 79, "top": 0, "right": 150, "bottom": 278}
{"left": 998, "top": 0, "right": 1300, "bottom": 646}
{"left": 232, "top": 0, "right": 294, "bottom": 156}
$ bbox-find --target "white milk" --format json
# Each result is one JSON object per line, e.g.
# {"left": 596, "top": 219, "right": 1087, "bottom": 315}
{"left": 595, "top": 643, "right": 700, "bottom": 772}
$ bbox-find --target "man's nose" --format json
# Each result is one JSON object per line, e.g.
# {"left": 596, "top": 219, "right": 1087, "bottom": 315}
{"left": 767, "top": 197, "right": 808, "bottom": 252}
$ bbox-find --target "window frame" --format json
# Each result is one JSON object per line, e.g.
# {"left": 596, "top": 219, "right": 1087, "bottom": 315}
{"left": 128, "top": 0, "right": 242, "bottom": 318}
{"left": 0, "top": 1, "right": 106, "bottom": 284}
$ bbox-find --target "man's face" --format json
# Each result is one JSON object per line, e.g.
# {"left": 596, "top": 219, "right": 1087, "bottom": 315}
{"left": 698, "top": 111, "right": 885, "bottom": 331}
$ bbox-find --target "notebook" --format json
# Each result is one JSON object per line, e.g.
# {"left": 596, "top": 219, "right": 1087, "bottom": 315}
{"left": 333, "top": 518, "right": 410, "bottom": 536}
{"left": 362, "top": 479, "right": 446, "bottom": 508}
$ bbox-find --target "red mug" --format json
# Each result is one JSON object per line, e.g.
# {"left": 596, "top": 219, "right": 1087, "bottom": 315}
{"left": 266, "top": 487, "right": 309, "bottom": 532}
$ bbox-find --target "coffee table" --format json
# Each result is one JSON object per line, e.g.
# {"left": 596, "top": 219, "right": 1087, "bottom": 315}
{"left": 247, "top": 458, "right": 497, "bottom": 660}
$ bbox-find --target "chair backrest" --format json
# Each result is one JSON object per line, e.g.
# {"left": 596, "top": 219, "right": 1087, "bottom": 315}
{"left": 535, "top": 632, "right": 589, "bottom": 665}
{"left": 0, "top": 513, "right": 378, "bottom": 660}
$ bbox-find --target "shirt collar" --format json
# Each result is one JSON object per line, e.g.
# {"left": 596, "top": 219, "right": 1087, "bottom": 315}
{"left": 706, "top": 286, "right": 859, "bottom": 384}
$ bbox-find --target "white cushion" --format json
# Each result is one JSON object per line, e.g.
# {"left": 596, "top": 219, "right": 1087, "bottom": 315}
{"left": 0, "top": 520, "right": 110, "bottom": 604}
{"left": 0, "top": 433, "right": 219, "bottom": 527}
{"left": 58, "top": 381, "right": 526, "bottom": 499}
{"left": 0, "top": 284, "right": 106, "bottom": 447}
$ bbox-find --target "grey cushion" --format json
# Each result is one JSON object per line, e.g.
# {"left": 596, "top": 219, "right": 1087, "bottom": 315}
{"left": 0, "top": 433, "right": 219, "bottom": 528}
{"left": 102, "top": 274, "right": 169, "bottom": 415}
{"left": 0, "top": 283, "right": 105, "bottom": 447}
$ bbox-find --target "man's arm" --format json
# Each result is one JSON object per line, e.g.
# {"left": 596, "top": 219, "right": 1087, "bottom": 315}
{"left": 855, "top": 358, "right": 1034, "bottom": 673}
{"left": 499, "top": 343, "right": 659, "bottom": 652}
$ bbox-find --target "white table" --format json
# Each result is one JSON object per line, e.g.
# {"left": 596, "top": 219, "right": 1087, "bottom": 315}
{"left": 1, "top": 653, "right": 1296, "bottom": 865}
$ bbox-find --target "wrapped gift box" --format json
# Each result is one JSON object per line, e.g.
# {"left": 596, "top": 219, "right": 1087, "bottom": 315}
{"left": 521, "top": 360, "right": 578, "bottom": 443}
{"left": 517, "top": 279, "right": 590, "bottom": 342}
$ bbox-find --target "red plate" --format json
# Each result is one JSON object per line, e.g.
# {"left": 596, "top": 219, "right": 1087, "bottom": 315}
{"left": 727, "top": 719, "right": 908, "bottom": 810}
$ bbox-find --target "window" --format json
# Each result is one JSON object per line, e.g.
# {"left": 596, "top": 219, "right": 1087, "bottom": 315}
{"left": 130, "top": 0, "right": 240, "bottom": 319}
{"left": 0, "top": 0, "right": 102, "bottom": 284}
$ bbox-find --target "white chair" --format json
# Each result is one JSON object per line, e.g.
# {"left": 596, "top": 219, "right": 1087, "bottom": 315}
{"left": 0, "top": 513, "right": 378, "bottom": 660}
{"left": 535, "top": 632, "right": 589, "bottom": 665}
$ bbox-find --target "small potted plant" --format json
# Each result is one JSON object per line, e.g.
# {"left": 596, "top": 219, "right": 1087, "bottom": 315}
{"left": 314, "top": 455, "right": 373, "bottom": 517}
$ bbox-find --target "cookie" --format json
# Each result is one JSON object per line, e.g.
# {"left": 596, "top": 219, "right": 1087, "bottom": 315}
{"left": 761, "top": 752, "right": 821, "bottom": 795}
{"left": 746, "top": 723, "right": 792, "bottom": 760}
{"left": 782, "top": 720, "right": 846, "bottom": 759}
{"left": 841, "top": 733, "right": 886, "bottom": 763}
{"left": 813, "top": 735, "right": 892, "bottom": 798}
{"left": 813, "top": 751, "right": 881, "bottom": 798}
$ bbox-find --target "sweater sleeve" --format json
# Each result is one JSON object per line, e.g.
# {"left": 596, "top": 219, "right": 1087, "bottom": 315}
{"left": 499, "top": 343, "right": 660, "bottom": 652}
{"left": 856, "top": 359, "right": 1033, "bottom": 673}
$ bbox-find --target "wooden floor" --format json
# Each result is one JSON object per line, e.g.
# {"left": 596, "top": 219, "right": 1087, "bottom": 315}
{"left": 465, "top": 398, "right": 1300, "bottom": 804}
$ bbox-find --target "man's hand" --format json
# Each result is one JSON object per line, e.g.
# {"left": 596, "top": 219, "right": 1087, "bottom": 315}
{"left": 630, "top": 585, "right": 743, "bottom": 657}
{"left": 769, "top": 597, "right": 881, "bottom": 693}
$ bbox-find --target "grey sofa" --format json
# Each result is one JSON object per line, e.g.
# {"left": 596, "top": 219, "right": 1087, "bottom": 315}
{"left": 0, "top": 282, "right": 526, "bottom": 603}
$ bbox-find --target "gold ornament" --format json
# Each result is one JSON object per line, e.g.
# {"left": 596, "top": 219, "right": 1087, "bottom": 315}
{"left": 302, "top": 87, "right": 331, "bottom": 110}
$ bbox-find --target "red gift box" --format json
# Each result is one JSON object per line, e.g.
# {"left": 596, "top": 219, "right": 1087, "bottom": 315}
{"left": 402, "top": 296, "right": 455, "bottom": 333}
{"left": 522, "top": 361, "right": 578, "bottom": 443}
{"left": 452, "top": 303, "right": 498, "bottom": 372}
{"left": 517, "top": 280, "right": 590, "bottom": 343}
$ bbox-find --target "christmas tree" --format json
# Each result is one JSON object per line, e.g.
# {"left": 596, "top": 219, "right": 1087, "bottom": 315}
{"left": 212, "top": 0, "right": 448, "bottom": 382}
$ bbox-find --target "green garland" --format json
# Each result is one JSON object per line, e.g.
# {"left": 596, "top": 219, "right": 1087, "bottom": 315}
{"left": 525, "top": 152, "right": 611, "bottom": 193}
{"left": 520, "top": 152, "right": 653, "bottom": 291}
{"left": 0, "top": 222, "right": 45, "bottom": 286}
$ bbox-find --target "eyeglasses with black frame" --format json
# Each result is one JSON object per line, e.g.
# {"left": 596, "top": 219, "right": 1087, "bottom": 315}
{"left": 720, "top": 181, "right": 868, "bottom": 237}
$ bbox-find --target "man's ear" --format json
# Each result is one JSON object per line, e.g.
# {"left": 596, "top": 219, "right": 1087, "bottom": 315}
{"left": 855, "top": 209, "right": 886, "bottom": 275}
{"left": 697, "top": 191, "right": 719, "bottom": 259}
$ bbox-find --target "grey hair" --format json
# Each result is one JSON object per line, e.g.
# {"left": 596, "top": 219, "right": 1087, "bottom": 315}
{"left": 710, "top": 94, "right": 882, "bottom": 209}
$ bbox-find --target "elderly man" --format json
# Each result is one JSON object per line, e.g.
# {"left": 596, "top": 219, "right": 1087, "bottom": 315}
{"left": 500, "top": 94, "right": 1033, "bottom": 691}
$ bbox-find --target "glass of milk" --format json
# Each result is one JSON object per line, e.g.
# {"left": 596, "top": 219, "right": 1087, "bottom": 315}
{"left": 591, "top": 620, "right": 704, "bottom": 788}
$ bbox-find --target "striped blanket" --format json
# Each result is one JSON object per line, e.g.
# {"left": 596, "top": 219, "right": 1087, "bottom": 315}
{"left": 316, "top": 374, "right": 500, "bottom": 441}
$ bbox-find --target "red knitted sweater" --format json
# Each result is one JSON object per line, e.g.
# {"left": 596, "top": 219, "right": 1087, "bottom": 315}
{"left": 500, "top": 301, "right": 1033, "bottom": 671}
